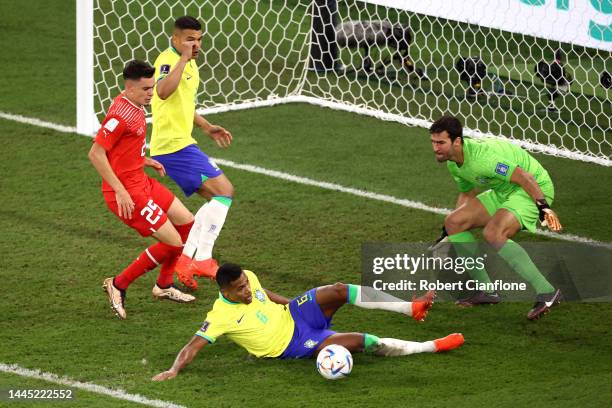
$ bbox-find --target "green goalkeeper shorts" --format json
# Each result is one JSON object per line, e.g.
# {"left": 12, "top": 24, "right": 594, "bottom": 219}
{"left": 477, "top": 182, "right": 555, "bottom": 232}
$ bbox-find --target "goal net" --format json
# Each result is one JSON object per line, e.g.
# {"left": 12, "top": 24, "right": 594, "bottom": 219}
{"left": 88, "top": 0, "right": 611, "bottom": 165}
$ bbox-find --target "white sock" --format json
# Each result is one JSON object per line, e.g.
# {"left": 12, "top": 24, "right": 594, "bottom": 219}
{"left": 181, "top": 205, "right": 206, "bottom": 258}
{"left": 352, "top": 285, "right": 413, "bottom": 316}
{"left": 374, "top": 338, "right": 436, "bottom": 357}
{"left": 194, "top": 198, "right": 230, "bottom": 261}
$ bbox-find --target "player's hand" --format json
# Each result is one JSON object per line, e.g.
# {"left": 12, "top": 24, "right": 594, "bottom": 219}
{"left": 207, "top": 125, "right": 233, "bottom": 148}
{"left": 145, "top": 157, "right": 166, "bottom": 177}
{"left": 536, "top": 199, "right": 562, "bottom": 232}
{"left": 152, "top": 370, "right": 177, "bottom": 382}
{"left": 115, "top": 189, "right": 135, "bottom": 220}
{"left": 180, "top": 40, "right": 195, "bottom": 61}
{"left": 540, "top": 208, "right": 562, "bottom": 232}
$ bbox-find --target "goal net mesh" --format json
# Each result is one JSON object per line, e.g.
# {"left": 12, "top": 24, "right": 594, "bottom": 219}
{"left": 93, "top": 0, "right": 611, "bottom": 165}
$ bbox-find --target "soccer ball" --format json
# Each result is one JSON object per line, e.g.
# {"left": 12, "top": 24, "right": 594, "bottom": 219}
{"left": 316, "top": 344, "right": 353, "bottom": 380}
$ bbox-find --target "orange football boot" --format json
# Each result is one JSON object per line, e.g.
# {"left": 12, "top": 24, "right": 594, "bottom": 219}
{"left": 175, "top": 254, "right": 198, "bottom": 290}
{"left": 411, "top": 290, "right": 436, "bottom": 322}
{"left": 191, "top": 258, "right": 219, "bottom": 280}
{"left": 434, "top": 333, "right": 465, "bottom": 352}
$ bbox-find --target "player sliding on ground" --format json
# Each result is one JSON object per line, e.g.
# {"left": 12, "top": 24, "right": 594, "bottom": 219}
{"left": 150, "top": 16, "right": 234, "bottom": 288}
{"left": 88, "top": 60, "right": 196, "bottom": 320}
{"left": 152, "top": 263, "right": 463, "bottom": 381}
{"left": 429, "top": 115, "right": 563, "bottom": 320}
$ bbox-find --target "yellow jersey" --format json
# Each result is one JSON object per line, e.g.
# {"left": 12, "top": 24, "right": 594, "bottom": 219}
{"left": 150, "top": 47, "right": 199, "bottom": 155}
{"left": 195, "top": 270, "right": 295, "bottom": 358}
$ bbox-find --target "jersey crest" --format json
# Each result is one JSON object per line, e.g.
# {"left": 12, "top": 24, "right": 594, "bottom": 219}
{"left": 495, "top": 162, "right": 509, "bottom": 176}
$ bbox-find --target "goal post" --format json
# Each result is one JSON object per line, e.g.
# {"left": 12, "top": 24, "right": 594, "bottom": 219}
{"left": 83, "top": 0, "right": 611, "bottom": 165}
{"left": 76, "top": 0, "right": 99, "bottom": 136}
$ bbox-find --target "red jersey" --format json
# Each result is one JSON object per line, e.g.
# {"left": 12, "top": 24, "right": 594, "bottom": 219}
{"left": 94, "top": 94, "right": 148, "bottom": 193}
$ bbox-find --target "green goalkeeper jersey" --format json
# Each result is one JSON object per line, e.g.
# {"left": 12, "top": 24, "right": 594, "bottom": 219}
{"left": 447, "top": 138, "right": 552, "bottom": 199}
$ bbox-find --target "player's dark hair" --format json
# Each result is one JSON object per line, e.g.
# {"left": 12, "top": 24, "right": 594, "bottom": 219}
{"left": 122, "top": 60, "right": 155, "bottom": 80}
{"left": 429, "top": 115, "right": 463, "bottom": 143}
{"left": 174, "top": 16, "right": 202, "bottom": 31}
{"left": 216, "top": 263, "right": 243, "bottom": 288}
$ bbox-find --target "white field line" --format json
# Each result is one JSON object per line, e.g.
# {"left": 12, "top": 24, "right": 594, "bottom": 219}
{"left": 210, "top": 158, "right": 610, "bottom": 248}
{"left": 0, "top": 110, "right": 609, "bottom": 248}
{"left": 0, "top": 363, "right": 187, "bottom": 408}
{"left": 0, "top": 111, "right": 77, "bottom": 133}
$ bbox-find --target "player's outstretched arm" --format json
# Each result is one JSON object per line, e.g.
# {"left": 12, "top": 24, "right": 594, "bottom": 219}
{"left": 510, "top": 167, "right": 562, "bottom": 232}
{"left": 144, "top": 157, "right": 166, "bottom": 177}
{"left": 264, "top": 289, "right": 290, "bottom": 305}
{"left": 194, "top": 113, "right": 233, "bottom": 148}
{"left": 152, "top": 336, "right": 208, "bottom": 381}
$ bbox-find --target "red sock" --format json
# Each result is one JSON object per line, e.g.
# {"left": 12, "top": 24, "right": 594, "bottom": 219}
{"left": 115, "top": 244, "right": 166, "bottom": 290}
{"left": 156, "top": 244, "right": 182, "bottom": 288}
{"left": 174, "top": 221, "right": 194, "bottom": 244}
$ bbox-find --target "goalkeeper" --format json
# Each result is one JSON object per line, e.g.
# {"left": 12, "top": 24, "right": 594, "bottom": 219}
{"left": 429, "top": 115, "right": 562, "bottom": 320}
{"left": 152, "top": 263, "right": 463, "bottom": 381}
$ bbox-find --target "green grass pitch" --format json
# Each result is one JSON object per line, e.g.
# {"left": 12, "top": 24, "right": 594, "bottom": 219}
{"left": 0, "top": 1, "right": 610, "bottom": 407}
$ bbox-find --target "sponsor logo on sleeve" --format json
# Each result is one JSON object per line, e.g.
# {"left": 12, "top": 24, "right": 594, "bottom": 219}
{"left": 495, "top": 162, "right": 509, "bottom": 176}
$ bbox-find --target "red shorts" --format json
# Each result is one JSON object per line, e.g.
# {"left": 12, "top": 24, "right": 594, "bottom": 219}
{"left": 104, "top": 177, "right": 175, "bottom": 237}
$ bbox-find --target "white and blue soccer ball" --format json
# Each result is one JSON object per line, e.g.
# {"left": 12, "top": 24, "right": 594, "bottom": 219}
{"left": 316, "top": 344, "right": 353, "bottom": 380}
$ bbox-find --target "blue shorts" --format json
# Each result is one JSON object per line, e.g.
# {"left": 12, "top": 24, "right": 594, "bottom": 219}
{"left": 152, "top": 144, "right": 223, "bottom": 197}
{"left": 279, "top": 288, "right": 336, "bottom": 359}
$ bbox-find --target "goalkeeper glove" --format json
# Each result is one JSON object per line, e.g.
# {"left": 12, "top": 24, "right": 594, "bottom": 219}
{"left": 536, "top": 199, "right": 562, "bottom": 232}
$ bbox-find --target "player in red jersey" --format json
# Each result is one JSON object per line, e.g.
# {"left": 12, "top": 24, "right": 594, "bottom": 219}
{"left": 88, "top": 60, "right": 197, "bottom": 320}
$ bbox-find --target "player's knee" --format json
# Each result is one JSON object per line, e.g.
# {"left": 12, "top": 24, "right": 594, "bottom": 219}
{"left": 203, "top": 179, "right": 234, "bottom": 198}
{"left": 165, "top": 229, "right": 183, "bottom": 247}
{"left": 167, "top": 235, "right": 183, "bottom": 247}
{"left": 445, "top": 212, "right": 468, "bottom": 234}
{"left": 221, "top": 182, "right": 234, "bottom": 198}
{"left": 332, "top": 282, "right": 348, "bottom": 300}
{"left": 482, "top": 224, "right": 504, "bottom": 245}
